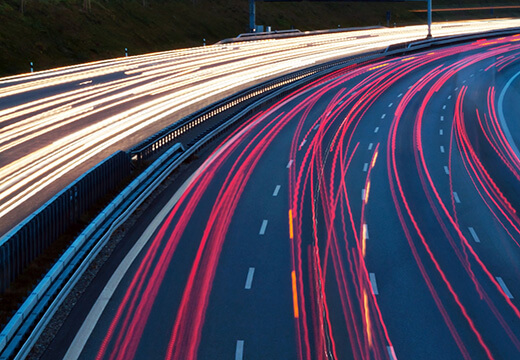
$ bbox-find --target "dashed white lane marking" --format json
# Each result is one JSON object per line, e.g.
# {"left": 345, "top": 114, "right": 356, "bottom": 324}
{"left": 439, "top": 129, "right": 444, "bottom": 135}
{"left": 496, "top": 277, "right": 514, "bottom": 299}
{"left": 79, "top": 80, "right": 92, "bottom": 86}
{"left": 398, "top": 93, "right": 403, "bottom": 98}
{"left": 448, "top": 95, "right": 452, "bottom": 100}
{"left": 408, "top": 85, "right": 413, "bottom": 89}
{"left": 444, "top": 166, "right": 450, "bottom": 175}
{"left": 363, "top": 224, "right": 369, "bottom": 239}
{"left": 440, "top": 116, "right": 444, "bottom": 121}
{"left": 470, "top": 73, "right": 475, "bottom": 77}
{"left": 363, "top": 163, "right": 369, "bottom": 172}
{"left": 245, "top": 267, "right": 255, "bottom": 289}
{"left": 314, "top": 123, "right": 320, "bottom": 130}
{"left": 387, "top": 346, "right": 398, "bottom": 360}
{"left": 453, "top": 192, "right": 461, "bottom": 204}
{"left": 480, "top": 68, "right": 484, "bottom": 72}
{"left": 369, "top": 273, "right": 379, "bottom": 295}
{"left": 455, "top": 87, "right": 459, "bottom": 91}
{"left": 468, "top": 227, "right": 481, "bottom": 243}
{"left": 388, "top": 102, "right": 394, "bottom": 108}
{"left": 286, "top": 160, "right": 293, "bottom": 169}
{"left": 381, "top": 113, "right": 386, "bottom": 119}
{"left": 235, "top": 340, "right": 245, "bottom": 360}
{"left": 273, "top": 185, "right": 281, "bottom": 197}
{"left": 259, "top": 220, "right": 268, "bottom": 235}
{"left": 300, "top": 139, "right": 307, "bottom": 148}
{"left": 362, "top": 189, "right": 366, "bottom": 201}
{"left": 440, "top": 146, "right": 445, "bottom": 153}
{"left": 442, "top": 105, "right": 447, "bottom": 110}
{"left": 368, "top": 143, "right": 374, "bottom": 150}
{"left": 463, "top": 79, "right": 467, "bottom": 83}
{"left": 374, "top": 127, "right": 380, "bottom": 133}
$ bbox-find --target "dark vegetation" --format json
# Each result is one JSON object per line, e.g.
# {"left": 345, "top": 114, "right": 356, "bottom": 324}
{"left": 0, "top": 0, "right": 518, "bottom": 76}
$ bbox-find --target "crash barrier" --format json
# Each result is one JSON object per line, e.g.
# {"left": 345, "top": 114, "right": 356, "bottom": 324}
{"left": 0, "top": 144, "right": 184, "bottom": 360}
{"left": 0, "top": 151, "right": 131, "bottom": 294}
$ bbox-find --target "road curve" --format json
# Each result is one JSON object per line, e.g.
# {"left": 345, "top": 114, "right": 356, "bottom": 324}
{"left": 30, "top": 34, "right": 520, "bottom": 360}
{"left": 2, "top": 20, "right": 520, "bottom": 237}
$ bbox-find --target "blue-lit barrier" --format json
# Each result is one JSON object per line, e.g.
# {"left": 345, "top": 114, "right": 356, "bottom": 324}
{"left": 0, "top": 151, "right": 131, "bottom": 293}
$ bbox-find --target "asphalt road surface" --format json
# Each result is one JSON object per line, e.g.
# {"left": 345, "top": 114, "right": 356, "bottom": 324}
{"left": 2, "top": 20, "right": 520, "bottom": 238}
{"left": 35, "top": 34, "right": 520, "bottom": 359}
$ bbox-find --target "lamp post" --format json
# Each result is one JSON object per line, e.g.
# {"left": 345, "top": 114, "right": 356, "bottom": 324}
{"left": 427, "top": 0, "right": 432, "bottom": 38}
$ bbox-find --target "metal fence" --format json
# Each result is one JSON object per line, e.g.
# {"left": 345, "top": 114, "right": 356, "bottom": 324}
{"left": 0, "top": 151, "right": 131, "bottom": 293}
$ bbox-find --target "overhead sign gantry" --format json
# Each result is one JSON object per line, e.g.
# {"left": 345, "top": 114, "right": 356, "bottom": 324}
{"left": 249, "top": 0, "right": 433, "bottom": 38}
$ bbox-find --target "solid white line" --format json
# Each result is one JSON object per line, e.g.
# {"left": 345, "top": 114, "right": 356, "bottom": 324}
{"left": 498, "top": 69, "right": 520, "bottom": 161}
{"left": 439, "top": 129, "right": 444, "bottom": 135}
{"left": 448, "top": 95, "right": 452, "bottom": 100}
{"left": 300, "top": 139, "right": 307, "bottom": 148}
{"left": 496, "top": 277, "right": 514, "bottom": 299}
{"left": 64, "top": 169, "right": 200, "bottom": 360}
{"left": 369, "top": 273, "right": 379, "bottom": 295}
{"left": 468, "top": 227, "right": 481, "bottom": 243}
{"left": 368, "top": 143, "right": 373, "bottom": 150}
{"left": 387, "top": 346, "right": 398, "bottom": 360}
{"left": 245, "top": 267, "right": 255, "bottom": 289}
{"left": 381, "top": 113, "right": 386, "bottom": 119}
{"left": 363, "top": 163, "right": 369, "bottom": 172}
{"left": 388, "top": 102, "right": 393, "bottom": 108}
{"left": 259, "top": 220, "right": 268, "bottom": 235}
{"left": 272, "top": 185, "right": 281, "bottom": 197}
{"left": 444, "top": 166, "right": 450, "bottom": 175}
{"left": 362, "top": 189, "right": 366, "bottom": 201}
{"left": 440, "top": 146, "right": 445, "bottom": 153}
{"left": 374, "top": 127, "right": 380, "bottom": 133}
{"left": 453, "top": 192, "right": 461, "bottom": 203}
{"left": 235, "top": 340, "right": 245, "bottom": 360}
{"left": 440, "top": 116, "right": 444, "bottom": 121}
{"left": 286, "top": 160, "right": 293, "bottom": 169}
{"left": 443, "top": 105, "right": 447, "bottom": 110}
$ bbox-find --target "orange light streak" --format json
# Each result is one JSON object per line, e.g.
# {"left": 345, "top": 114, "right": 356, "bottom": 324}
{"left": 291, "top": 271, "right": 299, "bottom": 318}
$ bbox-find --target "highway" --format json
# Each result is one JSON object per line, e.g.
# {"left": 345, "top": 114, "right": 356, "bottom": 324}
{"left": 2, "top": 19, "right": 520, "bottom": 237}
{"left": 30, "top": 34, "right": 520, "bottom": 359}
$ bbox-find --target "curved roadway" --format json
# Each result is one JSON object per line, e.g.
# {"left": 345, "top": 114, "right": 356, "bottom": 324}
{"left": 31, "top": 34, "right": 520, "bottom": 359}
{"left": 2, "top": 20, "right": 520, "bottom": 237}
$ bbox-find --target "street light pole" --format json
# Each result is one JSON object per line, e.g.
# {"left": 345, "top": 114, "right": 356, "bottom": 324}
{"left": 427, "top": 0, "right": 432, "bottom": 38}
{"left": 249, "top": 0, "right": 256, "bottom": 32}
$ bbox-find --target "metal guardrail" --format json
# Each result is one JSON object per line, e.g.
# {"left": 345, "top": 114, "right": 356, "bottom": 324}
{"left": 2, "top": 144, "right": 184, "bottom": 360}
{"left": 0, "top": 151, "right": 131, "bottom": 294}
{"left": 2, "top": 26, "right": 520, "bottom": 359}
